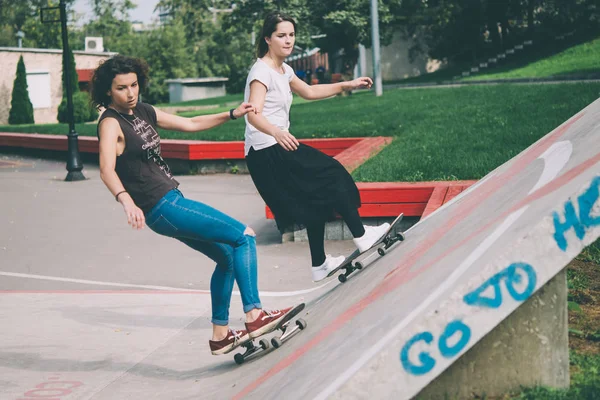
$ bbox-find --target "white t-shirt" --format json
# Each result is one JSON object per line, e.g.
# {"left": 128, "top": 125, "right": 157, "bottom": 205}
{"left": 243, "top": 58, "right": 294, "bottom": 155}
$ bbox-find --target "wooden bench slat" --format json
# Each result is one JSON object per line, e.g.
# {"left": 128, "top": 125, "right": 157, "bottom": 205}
{"left": 443, "top": 185, "right": 463, "bottom": 204}
{"left": 358, "top": 203, "right": 426, "bottom": 217}
{"left": 421, "top": 186, "right": 449, "bottom": 219}
{"left": 360, "top": 188, "right": 433, "bottom": 203}
{"left": 265, "top": 202, "right": 427, "bottom": 219}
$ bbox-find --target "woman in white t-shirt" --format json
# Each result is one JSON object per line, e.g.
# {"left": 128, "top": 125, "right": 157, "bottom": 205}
{"left": 244, "top": 11, "right": 391, "bottom": 282}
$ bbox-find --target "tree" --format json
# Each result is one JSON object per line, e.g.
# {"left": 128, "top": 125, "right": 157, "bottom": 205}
{"left": 57, "top": 46, "right": 98, "bottom": 122}
{"left": 157, "top": 0, "right": 255, "bottom": 95}
{"left": 306, "top": 0, "right": 396, "bottom": 72}
{"left": 0, "top": 0, "right": 76, "bottom": 48}
{"left": 8, "top": 55, "right": 35, "bottom": 125}
{"left": 137, "top": 19, "right": 197, "bottom": 103}
{"left": 84, "top": 0, "right": 135, "bottom": 52}
{"left": 394, "top": 0, "right": 600, "bottom": 67}
{"left": 226, "top": 0, "right": 396, "bottom": 74}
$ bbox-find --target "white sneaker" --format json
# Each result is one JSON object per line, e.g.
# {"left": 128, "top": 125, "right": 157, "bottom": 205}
{"left": 312, "top": 254, "right": 345, "bottom": 282}
{"left": 353, "top": 223, "right": 391, "bottom": 253}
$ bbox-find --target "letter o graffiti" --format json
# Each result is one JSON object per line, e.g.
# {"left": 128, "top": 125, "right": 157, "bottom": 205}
{"left": 400, "top": 331, "right": 435, "bottom": 375}
{"left": 438, "top": 320, "right": 471, "bottom": 358}
{"left": 505, "top": 262, "right": 537, "bottom": 302}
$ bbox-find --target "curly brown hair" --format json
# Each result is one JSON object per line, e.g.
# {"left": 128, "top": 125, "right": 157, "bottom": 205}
{"left": 90, "top": 55, "right": 150, "bottom": 109}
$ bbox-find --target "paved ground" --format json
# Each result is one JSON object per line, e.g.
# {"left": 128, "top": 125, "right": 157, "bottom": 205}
{"left": 0, "top": 153, "right": 354, "bottom": 399}
{"left": 0, "top": 153, "right": 355, "bottom": 292}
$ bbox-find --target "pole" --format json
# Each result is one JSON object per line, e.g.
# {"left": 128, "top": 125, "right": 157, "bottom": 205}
{"left": 370, "top": 0, "right": 382, "bottom": 96}
{"left": 59, "top": 0, "right": 85, "bottom": 181}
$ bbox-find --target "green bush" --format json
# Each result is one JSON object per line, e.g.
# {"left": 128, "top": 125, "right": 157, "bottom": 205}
{"left": 57, "top": 92, "right": 98, "bottom": 123}
{"left": 8, "top": 55, "right": 34, "bottom": 125}
{"left": 57, "top": 46, "right": 97, "bottom": 123}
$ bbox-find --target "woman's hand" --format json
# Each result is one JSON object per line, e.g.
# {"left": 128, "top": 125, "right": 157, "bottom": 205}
{"left": 274, "top": 130, "right": 299, "bottom": 151}
{"left": 232, "top": 102, "right": 256, "bottom": 119}
{"left": 119, "top": 194, "right": 145, "bottom": 230}
{"left": 348, "top": 76, "right": 373, "bottom": 90}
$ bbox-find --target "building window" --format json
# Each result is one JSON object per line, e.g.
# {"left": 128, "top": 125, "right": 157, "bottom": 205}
{"left": 26, "top": 70, "right": 51, "bottom": 109}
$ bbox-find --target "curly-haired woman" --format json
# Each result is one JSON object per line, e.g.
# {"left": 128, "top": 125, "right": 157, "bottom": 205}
{"left": 91, "top": 55, "right": 294, "bottom": 356}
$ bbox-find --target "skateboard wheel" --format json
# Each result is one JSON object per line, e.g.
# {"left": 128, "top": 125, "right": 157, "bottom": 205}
{"left": 234, "top": 353, "right": 245, "bottom": 365}
{"left": 259, "top": 338, "right": 270, "bottom": 350}
{"left": 397, "top": 232, "right": 406, "bottom": 241}
{"left": 271, "top": 337, "right": 282, "bottom": 349}
{"left": 338, "top": 274, "right": 347, "bottom": 283}
{"left": 296, "top": 318, "right": 307, "bottom": 330}
{"left": 378, "top": 247, "right": 386, "bottom": 256}
{"left": 355, "top": 262, "right": 363, "bottom": 270}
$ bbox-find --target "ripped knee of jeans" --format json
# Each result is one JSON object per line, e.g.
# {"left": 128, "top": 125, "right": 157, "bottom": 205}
{"left": 244, "top": 227, "right": 256, "bottom": 237}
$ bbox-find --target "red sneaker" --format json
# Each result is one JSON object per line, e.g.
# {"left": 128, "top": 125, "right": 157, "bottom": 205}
{"left": 245, "top": 307, "right": 293, "bottom": 339}
{"left": 209, "top": 328, "right": 250, "bottom": 355}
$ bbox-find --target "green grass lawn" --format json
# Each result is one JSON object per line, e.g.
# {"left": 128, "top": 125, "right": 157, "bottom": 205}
{"left": 1, "top": 83, "right": 599, "bottom": 182}
{"left": 464, "top": 37, "right": 600, "bottom": 81}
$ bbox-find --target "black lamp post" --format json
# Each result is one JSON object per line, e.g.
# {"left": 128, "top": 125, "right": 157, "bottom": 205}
{"left": 41, "top": 0, "right": 85, "bottom": 181}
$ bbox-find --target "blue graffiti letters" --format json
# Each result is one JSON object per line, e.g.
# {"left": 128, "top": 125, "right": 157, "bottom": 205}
{"left": 578, "top": 176, "right": 600, "bottom": 229}
{"left": 400, "top": 263, "right": 538, "bottom": 376}
{"left": 463, "top": 263, "right": 537, "bottom": 308}
{"left": 400, "top": 332, "right": 435, "bottom": 375}
{"left": 400, "top": 321, "right": 470, "bottom": 375}
{"left": 438, "top": 320, "right": 471, "bottom": 358}
{"left": 553, "top": 201, "right": 585, "bottom": 251}
{"left": 504, "top": 263, "right": 537, "bottom": 301}
{"left": 553, "top": 175, "right": 600, "bottom": 251}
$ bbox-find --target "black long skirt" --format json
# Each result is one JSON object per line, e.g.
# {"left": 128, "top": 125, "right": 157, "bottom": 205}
{"left": 246, "top": 143, "right": 361, "bottom": 232}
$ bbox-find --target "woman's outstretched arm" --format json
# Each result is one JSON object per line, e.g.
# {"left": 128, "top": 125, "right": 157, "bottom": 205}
{"left": 154, "top": 102, "right": 256, "bottom": 133}
{"left": 289, "top": 75, "right": 372, "bottom": 101}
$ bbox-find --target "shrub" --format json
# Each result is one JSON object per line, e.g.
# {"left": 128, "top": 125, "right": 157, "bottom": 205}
{"left": 57, "top": 92, "right": 98, "bottom": 123}
{"left": 8, "top": 55, "right": 34, "bottom": 125}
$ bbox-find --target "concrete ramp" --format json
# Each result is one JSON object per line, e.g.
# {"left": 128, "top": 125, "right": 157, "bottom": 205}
{"left": 231, "top": 99, "right": 600, "bottom": 399}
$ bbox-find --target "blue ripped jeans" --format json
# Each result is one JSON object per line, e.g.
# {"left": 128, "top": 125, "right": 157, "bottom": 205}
{"left": 145, "top": 189, "right": 262, "bottom": 325}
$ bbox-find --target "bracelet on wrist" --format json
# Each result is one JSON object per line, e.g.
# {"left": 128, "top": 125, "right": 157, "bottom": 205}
{"left": 115, "top": 190, "right": 127, "bottom": 202}
{"left": 229, "top": 108, "right": 237, "bottom": 120}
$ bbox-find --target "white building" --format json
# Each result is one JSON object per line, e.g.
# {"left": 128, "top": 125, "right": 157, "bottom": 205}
{"left": 0, "top": 47, "right": 116, "bottom": 125}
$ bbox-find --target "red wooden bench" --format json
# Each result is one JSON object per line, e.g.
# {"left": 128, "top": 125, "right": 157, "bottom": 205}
{"left": 0, "top": 133, "right": 382, "bottom": 161}
{"left": 0, "top": 132, "right": 475, "bottom": 219}
{"left": 265, "top": 181, "right": 476, "bottom": 220}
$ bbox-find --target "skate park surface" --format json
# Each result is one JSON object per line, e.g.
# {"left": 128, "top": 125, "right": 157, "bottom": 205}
{"left": 1, "top": 98, "right": 600, "bottom": 399}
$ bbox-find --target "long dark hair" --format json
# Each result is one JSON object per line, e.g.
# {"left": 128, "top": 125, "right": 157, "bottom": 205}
{"left": 256, "top": 11, "right": 297, "bottom": 58}
{"left": 90, "top": 55, "right": 150, "bottom": 109}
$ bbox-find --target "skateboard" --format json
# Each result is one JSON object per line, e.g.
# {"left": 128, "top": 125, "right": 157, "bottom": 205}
{"left": 233, "top": 303, "right": 306, "bottom": 365}
{"left": 327, "top": 213, "right": 406, "bottom": 283}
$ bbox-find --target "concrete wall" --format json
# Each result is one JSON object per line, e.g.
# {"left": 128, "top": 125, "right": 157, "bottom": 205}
{"left": 0, "top": 48, "right": 113, "bottom": 125}
{"left": 362, "top": 31, "right": 442, "bottom": 81}
{"left": 167, "top": 81, "right": 227, "bottom": 103}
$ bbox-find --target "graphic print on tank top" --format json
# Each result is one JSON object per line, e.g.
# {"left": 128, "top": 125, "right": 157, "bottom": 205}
{"left": 130, "top": 115, "right": 173, "bottom": 178}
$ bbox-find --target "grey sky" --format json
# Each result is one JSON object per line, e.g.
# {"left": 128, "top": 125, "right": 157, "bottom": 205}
{"left": 72, "top": 0, "right": 161, "bottom": 24}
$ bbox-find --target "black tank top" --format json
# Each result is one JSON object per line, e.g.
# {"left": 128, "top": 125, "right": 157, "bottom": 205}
{"left": 97, "top": 102, "right": 179, "bottom": 213}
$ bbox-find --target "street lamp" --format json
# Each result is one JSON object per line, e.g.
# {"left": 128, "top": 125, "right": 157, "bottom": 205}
{"left": 15, "top": 30, "right": 24, "bottom": 48}
{"left": 370, "top": 0, "right": 382, "bottom": 96}
{"left": 40, "top": 0, "right": 85, "bottom": 181}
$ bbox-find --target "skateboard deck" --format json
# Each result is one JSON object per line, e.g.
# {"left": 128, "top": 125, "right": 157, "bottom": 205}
{"left": 327, "top": 213, "right": 406, "bottom": 283}
{"left": 233, "top": 303, "right": 306, "bottom": 365}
